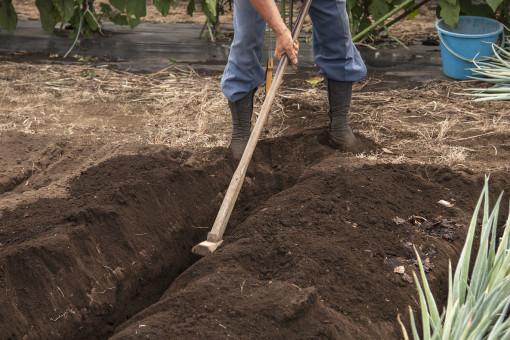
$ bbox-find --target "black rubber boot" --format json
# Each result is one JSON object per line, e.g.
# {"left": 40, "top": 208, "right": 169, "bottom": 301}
{"left": 228, "top": 88, "right": 256, "bottom": 161}
{"left": 327, "top": 79, "right": 360, "bottom": 152}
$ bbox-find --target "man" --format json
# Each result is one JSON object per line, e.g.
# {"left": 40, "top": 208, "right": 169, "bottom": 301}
{"left": 221, "top": 0, "right": 367, "bottom": 160}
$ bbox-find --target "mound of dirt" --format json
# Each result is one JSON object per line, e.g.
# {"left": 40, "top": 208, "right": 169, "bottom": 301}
{"left": 1, "top": 125, "right": 510, "bottom": 339}
{"left": 112, "top": 156, "right": 510, "bottom": 339}
{"left": 0, "top": 130, "right": 329, "bottom": 339}
{"left": 0, "top": 146, "right": 238, "bottom": 339}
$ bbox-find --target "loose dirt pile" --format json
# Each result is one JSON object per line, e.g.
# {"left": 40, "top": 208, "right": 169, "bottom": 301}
{"left": 2, "top": 133, "right": 510, "bottom": 339}
{"left": 1, "top": 58, "right": 510, "bottom": 339}
{"left": 111, "top": 158, "right": 510, "bottom": 339}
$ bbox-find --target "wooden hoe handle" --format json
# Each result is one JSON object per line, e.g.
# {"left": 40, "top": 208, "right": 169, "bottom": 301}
{"left": 206, "top": 0, "right": 313, "bottom": 244}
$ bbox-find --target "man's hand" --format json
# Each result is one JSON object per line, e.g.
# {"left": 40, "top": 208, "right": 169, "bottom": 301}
{"left": 275, "top": 28, "right": 299, "bottom": 65}
{"left": 249, "top": 0, "right": 299, "bottom": 66}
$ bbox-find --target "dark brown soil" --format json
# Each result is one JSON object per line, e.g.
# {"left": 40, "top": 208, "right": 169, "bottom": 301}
{"left": 1, "top": 123, "right": 509, "bottom": 339}
{"left": 110, "top": 159, "right": 510, "bottom": 339}
{"left": 1, "top": 52, "right": 510, "bottom": 338}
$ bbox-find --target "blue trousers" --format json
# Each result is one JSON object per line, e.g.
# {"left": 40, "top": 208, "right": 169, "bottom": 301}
{"left": 221, "top": 0, "right": 367, "bottom": 102}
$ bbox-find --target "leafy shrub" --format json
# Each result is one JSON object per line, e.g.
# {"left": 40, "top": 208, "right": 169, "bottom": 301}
{"left": 0, "top": 0, "right": 217, "bottom": 35}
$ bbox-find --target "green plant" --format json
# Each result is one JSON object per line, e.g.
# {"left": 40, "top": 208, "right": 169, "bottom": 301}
{"left": 0, "top": 0, "right": 218, "bottom": 35}
{"left": 0, "top": 0, "right": 17, "bottom": 33}
{"left": 438, "top": 0, "right": 510, "bottom": 28}
{"left": 351, "top": 0, "right": 417, "bottom": 42}
{"left": 85, "top": 69, "right": 96, "bottom": 78}
{"left": 400, "top": 177, "right": 510, "bottom": 339}
{"left": 347, "top": 1, "right": 509, "bottom": 43}
{"left": 461, "top": 37, "right": 510, "bottom": 101}
{"left": 347, "top": 0, "right": 420, "bottom": 38}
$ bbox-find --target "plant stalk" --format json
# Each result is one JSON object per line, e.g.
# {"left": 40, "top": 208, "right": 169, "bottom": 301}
{"left": 382, "top": 24, "right": 409, "bottom": 51}
{"left": 198, "top": 20, "right": 207, "bottom": 39}
{"left": 380, "top": 0, "right": 431, "bottom": 33}
{"left": 63, "top": 8, "right": 85, "bottom": 58}
{"left": 352, "top": 0, "right": 414, "bottom": 42}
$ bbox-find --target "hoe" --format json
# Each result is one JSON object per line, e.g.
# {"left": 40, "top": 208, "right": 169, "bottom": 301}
{"left": 192, "top": 0, "right": 312, "bottom": 256}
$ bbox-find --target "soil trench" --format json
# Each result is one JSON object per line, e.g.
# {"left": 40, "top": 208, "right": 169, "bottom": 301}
{"left": 0, "top": 131, "right": 331, "bottom": 339}
{"left": 110, "top": 160, "right": 507, "bottom": 339}
{"left": 1, "top": 128, "right": 509, "bottom": 338}
{"left": 1, "top": 149, "right": 220, "bottom": 339}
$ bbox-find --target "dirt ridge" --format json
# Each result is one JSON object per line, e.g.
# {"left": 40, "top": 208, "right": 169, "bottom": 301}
{"left": 112, "top": 161, "right": 494, "bottom": 339}
{"left": 0, "top": 132, "right": 335, "bottom": 339}
{"left": 0, "top": 148, "right": 227, "bottom": 339}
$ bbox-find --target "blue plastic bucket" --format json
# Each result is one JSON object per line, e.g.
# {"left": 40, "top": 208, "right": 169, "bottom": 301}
{"left": 435, "top": 16, "right": 504, "bottom": 80}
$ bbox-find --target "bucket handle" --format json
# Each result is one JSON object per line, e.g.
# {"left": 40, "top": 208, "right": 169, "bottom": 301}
{"left": 438, "top": 30, "right": 506, "bottom": 63}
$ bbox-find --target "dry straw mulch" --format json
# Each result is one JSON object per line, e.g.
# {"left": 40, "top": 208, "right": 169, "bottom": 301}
{"left": 1, "top": 61, "right": 509, "bottom": 171}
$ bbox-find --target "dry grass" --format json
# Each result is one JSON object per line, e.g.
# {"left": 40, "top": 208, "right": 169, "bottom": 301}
{"left": 0, "top": 60, "right": 306, "bottom": 149}
{"left": 349, "top": 80, "right": 510, "bottom": 168}
{"left": 274, "top": 76, "right": 509, "bottom": 169}
{"left": 1, "top": 61, "right": 509, "bottom": 171}
{"left": 0, "top": 62, "right": 229, "bottom": 147}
